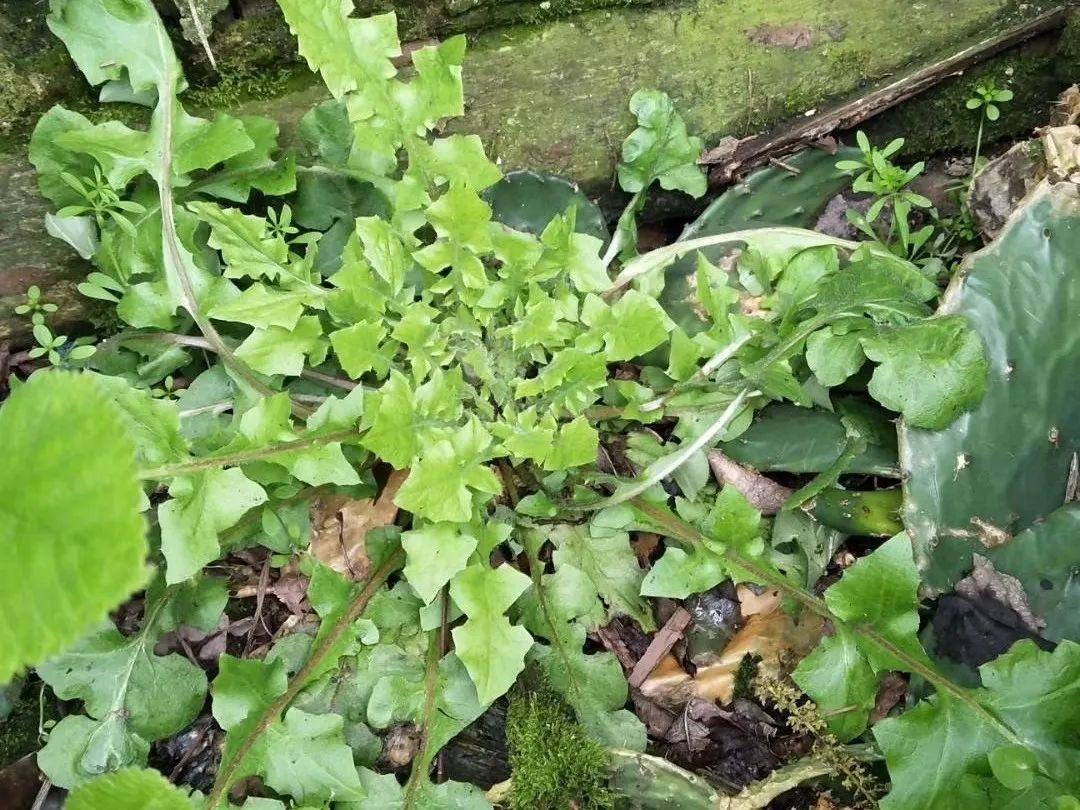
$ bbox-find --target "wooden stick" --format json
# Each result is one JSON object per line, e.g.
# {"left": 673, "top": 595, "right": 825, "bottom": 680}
{"left": 628, "top": 607, "right": 694, "bottom": 688}
{"left": 702, "top": 6, "right": 1071, "bottom": 185}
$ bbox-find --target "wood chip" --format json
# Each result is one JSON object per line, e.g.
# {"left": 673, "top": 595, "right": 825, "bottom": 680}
{"left": 628, "top": 607, "right": 693, "bottom": 689}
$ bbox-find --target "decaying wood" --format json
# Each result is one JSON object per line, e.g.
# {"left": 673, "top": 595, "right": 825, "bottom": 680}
{"left": 702, "top": 6, "right": 1072, "bottom": 185}
{"left": 628, "top": 607, "right": 694, "bottom": 688}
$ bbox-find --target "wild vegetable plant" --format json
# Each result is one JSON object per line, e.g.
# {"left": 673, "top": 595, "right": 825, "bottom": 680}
{"left": 1, "top": 1, "right": 1076, "bottom": 808}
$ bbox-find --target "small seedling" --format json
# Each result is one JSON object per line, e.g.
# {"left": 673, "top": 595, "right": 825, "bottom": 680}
{"left": 14, "top": 286, "right": 58, "bottom": 318}
{"left": 966, "top": 79, "right": 1014, "bottom": 175}
{"left": 56, "top": 165, "right": 146, "bottom": 236}
{"left": 27, "top": 322, "right": 96, "bottom": 366}
{"left": 837, "top": 132, "right": 935, "bottom": 258}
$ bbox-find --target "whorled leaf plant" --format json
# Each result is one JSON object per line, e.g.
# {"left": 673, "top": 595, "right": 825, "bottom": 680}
{"left": 1, "top": 0, "right": 1065, "bottom": 808}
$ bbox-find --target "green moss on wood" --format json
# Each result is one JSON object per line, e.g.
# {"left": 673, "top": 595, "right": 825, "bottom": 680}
{"left": 507, "top": 685, "right": 615, "bottom": 810}
{"left": 866, "top": 22, "right": 1078, "bottom": 156}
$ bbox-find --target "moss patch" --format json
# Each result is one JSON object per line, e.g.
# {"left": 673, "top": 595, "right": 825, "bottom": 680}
{"left": 0, "top": 680, "right": 56, "bottom": 769}
{"left": 506, "top": 686, "right": 614, "bottom": 810}
{"left": 866, "top": 22, "right": 1078, "bottom": 156}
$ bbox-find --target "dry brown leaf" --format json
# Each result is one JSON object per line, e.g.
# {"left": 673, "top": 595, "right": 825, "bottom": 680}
{"left": 638, "top": 587, "right": 824, "bottom": 709}
{"left": 708, "top": 451, "right": 793, "bottom": 515}
{"left": 693, "top": 586, "right": 823, "bottom": 704}
{"left": 310, "top": 469, "right": 408, "bottom": 580}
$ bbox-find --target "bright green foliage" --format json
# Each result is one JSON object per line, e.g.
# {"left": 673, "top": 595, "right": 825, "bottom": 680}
{"left": 618, "top": 90, "right": 706, "bottom": 197}
{"left": 0, "top": 372, "right": 146, "bottom": 684}
{"left": 23, "top": 0, "right": 1013, "bottom": 806}
{"left": 863, "top": 316, "right": 988, "bottom": 430}
{"left": 65, "top": 768, "right": 193, "bottom": 810}
{"left": 506, "top": 686, "right": 616, "bottom": 810}
{"left": 549, "top": 522, "right": 652, "bottom": 629}
{"left": 875, "top": 641, "right": 1080, "bottom": 809}
{"left": 793, "top": 535, "right": 927, "bottom": 742}
{"left": 158, "top": 468, "right": 268, "bottom": 583}
{"left": 451, "top": 563, "right": 534, "bottom": 705}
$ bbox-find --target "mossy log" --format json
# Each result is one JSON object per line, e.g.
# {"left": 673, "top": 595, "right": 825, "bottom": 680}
{"left": 0, "top": 0, "right": 1077, "bottom": 343}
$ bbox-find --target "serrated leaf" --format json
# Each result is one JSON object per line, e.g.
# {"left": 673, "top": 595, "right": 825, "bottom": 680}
{"left": 617, "top": 89, "right": 706, "bottom": 198}
{"left": 65, "top": 767, "right": 191, "bottom": 810}
{"left": 863, "top": 315, "right": 988, "bottom": 429}
{"left": 278, "top": 1, "right": 399, "bottom": 101}
{"left": 519, "top": 557, "right": 646, "bottom": 750}
{"left": 0, "top": 372, "right": 146, "bottom": 683}
{"left": 263, "top": 709, "right": 365, "bottom": 803}
{"left": 209, "top": 283, "right": 313, "bottom": 330}
{"left": 640, "top": 543, "right": 727, "bottom": 599}
{"left": 158, "top": 467, "right": 268, "bottom": 583}
{"left": 402, "top": 523, "right": 478, "bottom": 604}
{"left": 235, "top": 315, "right": 329, "bottom": 377}
{"left": 37, "top": 622, "right": 205, "bottom": 785}
{"left": 450, "top": 563, "right": 533, "bottom": 704}
{"left": 875, "top": 641, "right": 1080, "bottom": 809}
{"left": 584, "top": 289, "right": 673, "bottom": 362}
{"left": 187, "top": 201, "right": 292, "bottom": 282}
{"left": 394, "top": 419, "right": 502, "bottom": 523}
{"left": 550, "top": 523, "right": 653, "bottom": 630}
{"left": 794, "top": 534, "right": 930, "bottom": 741}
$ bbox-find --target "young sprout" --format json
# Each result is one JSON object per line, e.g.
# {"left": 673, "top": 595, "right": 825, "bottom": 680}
{"left": 28, "top": 322, "right": 96, "bottom": 367}
{"left": 966, "top": 78, "right": 1014, "bottom": 178}
{"left": 14, "top": 286, "right": 59, "bottom": 318}
{"left": 837, "top": 132, "right": 934, "bottom": 258}
{"left": 55, "top": 165, "right": 146, "bottom": 236}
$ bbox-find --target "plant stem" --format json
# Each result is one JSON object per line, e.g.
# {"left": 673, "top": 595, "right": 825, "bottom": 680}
{"left": 630, "top": 497, "right": 1024, "bottom": 747}
{"left": 574, "top": 386, "right": 756, "bottom": 511}
{"left": 401, "top": 628, "right": 443, "bottom": 806}
{"left": 139, "top": 428, "right": 358, "bottom": 479}
{"left": 205, "top": 549, "right": 404, "bottom": 808}
{"left": 970, "top": 117, "right": 986, "bottom": 192}
{"left": 606, "top": 229, "right": 861, "bottom": 297}
{"left": 601, "top": 190, "right": 643, "bottom": 270}
{"left": 639, "top": 333, "right": 754, "bottom": 413}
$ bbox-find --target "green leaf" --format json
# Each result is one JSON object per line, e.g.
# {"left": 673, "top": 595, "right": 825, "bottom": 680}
{"left": 550, "top": 523, "right": 653, "bottom": 630}
{"left": 794, "top": 534, "right": 930, "bottom": 741}
{"left": 55, "top": 120, "right": 150, "bottom": 188}
{"left": 805, "top": 324, "right": 868, "bottom": 387}
{"left": 38, "top": 622, "right": 206, "bottom": 785}
{"left": 278, "top": 1, "right": 399, "bottom": 100}
{"left": 875, "top": 641, "right": 1080, "bottom": 809}
{"left": 235, "top": 315, "right": 329, "bottom": 377}
{"left": 65, "top": 768, "right": 191, "bottom": 810}
{"left": 519, "top": 559, "right": 646, "bottom": 750}
{"left": 450, "top": 563, "right": 534, "bottom": 704}
{"left": 209, "top": 283, "right": 313, "bottom": 330}
{"left": 158, "top": 468, "right": 268, "bottom": 583}
{"left": 546, "top": 416, "right": 599, "bottom": 470}
{"left": 231, "top": 393, "right": 361, "bottom": 486}
{"left": 360, "top": 370, "right": 463, "bottom": 468}
{"left": 263, "top": 709, "right": 366, "bottom": 803}
{"left": 197, "top": 116, "right": 296, "bottom": 203}
{"left": 536, "top": 208, "right": 609, "bottom": 293}
{"left": 584, "top": 289, "right": 673, "bottom": 362}
{"left": 402, "top": 523, "right": 478, "bottom": 604}
{"left": 863, "top": 315, "right": 989, "bottom": 429}
{"left": 617, "top": 89, "right": 706, "bottom": 198}
{"left": 0, "top": 372, "right": 146, "bottom": 683}
{"left": 187, "top": 201, "right": 292, "bottom": 282}
{"left": 47, "top": 0, "right": 177, "bottom": 94}
{"left": 394, "top": 419, "right": 502, "bottom": 524}
{"left": 641, "top": 543, "right": 726, "bottom": 599}
{"left": 331, "top": 320, "right": 392, "bottom": 379}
